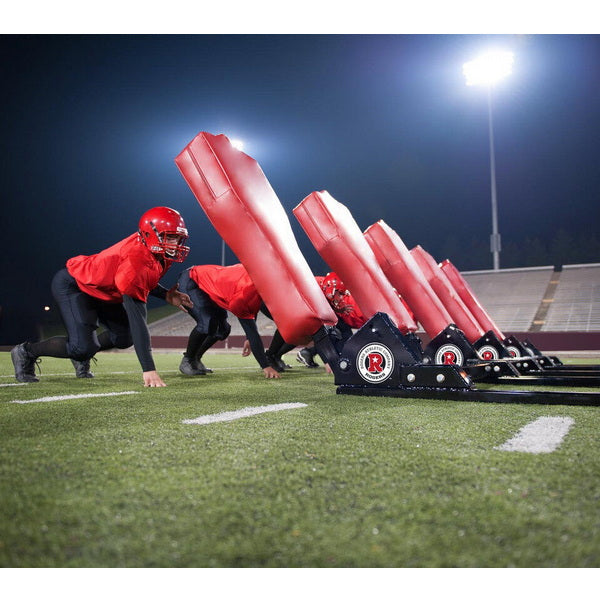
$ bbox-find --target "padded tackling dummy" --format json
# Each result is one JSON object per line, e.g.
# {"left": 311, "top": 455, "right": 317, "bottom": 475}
{"left": 439, "top": 259, "right": 505, "bottom": 340}
{"left": 364, "top": 220, "right": 453, "bottom": 339}
{"left": 293, "top": 191, "right": 417, "bottom": 334}
{"left": 410, "top": 245, "right": 485, "bottom": 343}
{"left": 175, "top": 132, "right": 337, "bottom": 345}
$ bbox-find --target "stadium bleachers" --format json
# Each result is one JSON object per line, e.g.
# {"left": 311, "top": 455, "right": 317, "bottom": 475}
{"left": 461, "top": 263, "right": 600, "bottom": 332}
{"left": 148, "top": 263, "right": 600, "bottom": 340}
{"left": 461, "top": 266, "right": 555, "bottom": 332}
{"left": 542, "top": 264, "right": 600, "bottom": 331}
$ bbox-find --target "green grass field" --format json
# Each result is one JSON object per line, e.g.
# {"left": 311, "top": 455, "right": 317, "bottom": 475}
{"left": 1, "top": 349, "right": 599, "bottom": 568}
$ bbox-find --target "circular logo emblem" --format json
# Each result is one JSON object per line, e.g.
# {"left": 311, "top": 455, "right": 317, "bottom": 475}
{"left": 357, "top": 343, "right": 394, "bottom": 383}
{"left": 478, "top": 345, "right": 499, "bottom": 361}
{"left": 434, "top": 344, "right": 464, "bottom": 366}
{"left": 505, "top": 346, "right": 520, "bottom": 358}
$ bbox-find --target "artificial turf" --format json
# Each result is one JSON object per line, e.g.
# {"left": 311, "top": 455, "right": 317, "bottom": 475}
{"left": 1, "top": 351, "right": 599, "bottom": 567}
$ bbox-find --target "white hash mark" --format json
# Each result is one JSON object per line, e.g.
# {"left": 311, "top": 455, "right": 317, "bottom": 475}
{"left": 182, "top": 402, "right": 308, "bottom": 425}
{"left": 495, "top": 416, "right": 575, "bottom": 454}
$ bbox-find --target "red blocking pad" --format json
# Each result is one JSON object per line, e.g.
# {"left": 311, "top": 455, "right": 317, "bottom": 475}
{"left": 439, "top": 259, "right": 506, "bottom": 340}
{"left": 410, "top": 245, "right": 485, "bottom": 343}
{"left": 364, "top": 220, "right": 453, "bottom": 339}
{"left": 293, "top": 191, "right": 417, "bottom": 334}
{"left": 175, "top": 132, "right": 337, "bottom": 345}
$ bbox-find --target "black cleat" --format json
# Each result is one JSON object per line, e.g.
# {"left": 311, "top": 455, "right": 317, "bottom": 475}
{"left": 71, "top": 358, "right": 94, "bottom": 378}
{"left": 11, "top": 343, "right": 40, "bottom": 383}
{"left": 196, "top": 358, "right": 213, "bottom": 374}
{"left": 179, "top": 355, "right": 206, "bottom": 376}
{"left": 296, "top": 348, "right": 319, "bottom": 368}
{"left": 277, "top": 357, "right": 293, "bottom": 371}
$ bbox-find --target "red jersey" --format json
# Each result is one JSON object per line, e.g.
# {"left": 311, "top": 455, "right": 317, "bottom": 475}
{"left": 337, "top": 294, "right": 367, "bottom": 329}
{"left": 315, "top": 276, "right": 366, "bottom": 328}
{"left": 66, "top": 233, "right": 171, "bottom": 303}
{"left": 189, "top": 263, "right": 261, "bottom": 319}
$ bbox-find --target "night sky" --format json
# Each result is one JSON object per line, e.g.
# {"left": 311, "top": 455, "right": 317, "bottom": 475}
{"left": 1, "top": 33, "right": 599, "bottom": 342}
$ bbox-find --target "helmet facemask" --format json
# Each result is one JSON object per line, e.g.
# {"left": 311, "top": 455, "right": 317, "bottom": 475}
{"left": 158, "top": 230, "right": 190, "bottom": 262}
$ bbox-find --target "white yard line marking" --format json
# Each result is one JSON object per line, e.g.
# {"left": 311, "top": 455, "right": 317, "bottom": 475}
{"left": 0, "top": 366, "right": 258, "bottom": 379}
{"left": 0, "top": 383, "right": 27, "bottom": 387}
{"left": 495, "top": 416, "right": 575, "bottom": 454}
{"left": 183, "top": 402, "right": 308, "bottom": 425}
{"left": 11, "top": 391, "right": 140, "bottom": 404}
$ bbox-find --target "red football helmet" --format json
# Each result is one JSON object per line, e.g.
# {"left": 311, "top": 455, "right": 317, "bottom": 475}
{"left": 138, "top": 206, "right": 190, "bottom": 262}
{"left": 320, "top": 272, "right": 349, "bottom": 309}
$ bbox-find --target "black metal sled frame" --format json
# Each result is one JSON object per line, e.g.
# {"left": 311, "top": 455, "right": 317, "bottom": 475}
{"left": 337, "top": 384, "right": 600, "bottom": 407}
{"left": 463, "top": 375, "right": 600, "bottom": 389}
{"left": 312, "top": 313, "right": 600, "bottom": 406}
{"left": 463, "top": 359, "right": 600, "bottom": 387}
{"left": 504, "top": 335, "right": 600, "bottom": 374}
{"left": 422, "top": 324, "right": 600, "bottom": 384}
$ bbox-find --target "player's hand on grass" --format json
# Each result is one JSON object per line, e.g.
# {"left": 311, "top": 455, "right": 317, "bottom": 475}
{"left": 241, "top": 340, "right": 251, "bottom": 357}
{"left": 263, "top": 366, "right": 281, "bottom": 379}
{"left": 143, "top": 370, "right": 167, "bottom": 387}
{"left": 324, "top": 363, "right": 333, "bottom": 375}
{"left": 166, "top": 283, "right": 193, "bottom": 312}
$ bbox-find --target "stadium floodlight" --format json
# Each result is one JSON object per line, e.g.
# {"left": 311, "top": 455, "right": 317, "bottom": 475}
{"left": 463, "top": 50, "right": 514, "bottom": 87}
{"left": 463, "top": 50, "right": 514, "bottom": 271}
{"left": 230, "top": 139, "right": 244, "bottom": 151}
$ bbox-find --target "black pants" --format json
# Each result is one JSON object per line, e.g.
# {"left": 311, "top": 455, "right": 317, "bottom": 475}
{"left": 51, "top": 268, "right": 132, "bottom": 360}
{"left": 177, "top": 269, "right": 231, "bottom": 340}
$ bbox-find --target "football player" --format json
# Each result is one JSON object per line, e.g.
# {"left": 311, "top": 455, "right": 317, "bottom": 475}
{"left": 296, "top": 272, "right": 366, "bottom": 369}
{"left": 11, "top": 207, "right": 193, "bottom": 387}
{"left": 177, "top": 263, "right": 285, "bottom": 379}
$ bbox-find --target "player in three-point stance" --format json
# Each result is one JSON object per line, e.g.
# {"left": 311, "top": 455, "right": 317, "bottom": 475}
{"left": 11, "top": 207, "right": 193, "bottom": 387}
{"left": 177, "top": 263, "right": 290, "bottom": 379}
{"left": 296, "top": 272, "right": 367, "bottom": 369}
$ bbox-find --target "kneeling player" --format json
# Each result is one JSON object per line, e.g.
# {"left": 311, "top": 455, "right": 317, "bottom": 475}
{"left": 177, "top": 263, "right": 283, "bottom": 379}
{"left": 296, "top": 272, "right": 367, "bottom": 369}
{"left": 11, "top": 207, "right": 192, "bottom": 387}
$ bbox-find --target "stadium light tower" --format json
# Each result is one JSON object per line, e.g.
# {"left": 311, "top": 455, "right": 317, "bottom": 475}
{"left": 221, "top": 138, "right": 245, "bottom": 265}
{"left": 463, "top": 50, "right": 514, "bottom": 271}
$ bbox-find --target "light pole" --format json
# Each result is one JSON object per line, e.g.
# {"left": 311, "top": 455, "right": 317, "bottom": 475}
{"left": 463, "top": 50, "right": 514, "bottom": 271}
{"left": 221, "top": 138, "right": 245, "bottom": 265}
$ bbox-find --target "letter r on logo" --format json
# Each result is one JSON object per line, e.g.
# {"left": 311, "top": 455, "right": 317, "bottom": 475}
{"left": 443, "top": 351, "right": 456, "bottom": 365}
{"left": 367, "top": 353, "right": 384, "bottom": 372}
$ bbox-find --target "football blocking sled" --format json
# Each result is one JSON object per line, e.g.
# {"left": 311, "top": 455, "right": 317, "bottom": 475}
{"left": 364, "top": 221, "right": 600, "bottom": 386}
{"left": 175, "top": 134, "right": 599, "bottom": 405}
{"left": 439, "top": 259, "right": 600, "bottom": 376}
{"left": 175, "top": 132, "right": 337, "bottom": 345}
{"left": 293, "top": 194, "right": 599, "bottom": 402}
{"left": 313, "top": 312, "right": 600, "bottom": 406}
{"left": 410, "top": 245, "right": 600, "bottom": 382}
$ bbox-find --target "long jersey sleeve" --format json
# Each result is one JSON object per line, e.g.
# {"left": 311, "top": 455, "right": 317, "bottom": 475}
{"left": 238, "top": 317, "right": 269, "bottom": 369}
{"left": 123, "top": 295, "right": 156, "bottom": 372}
